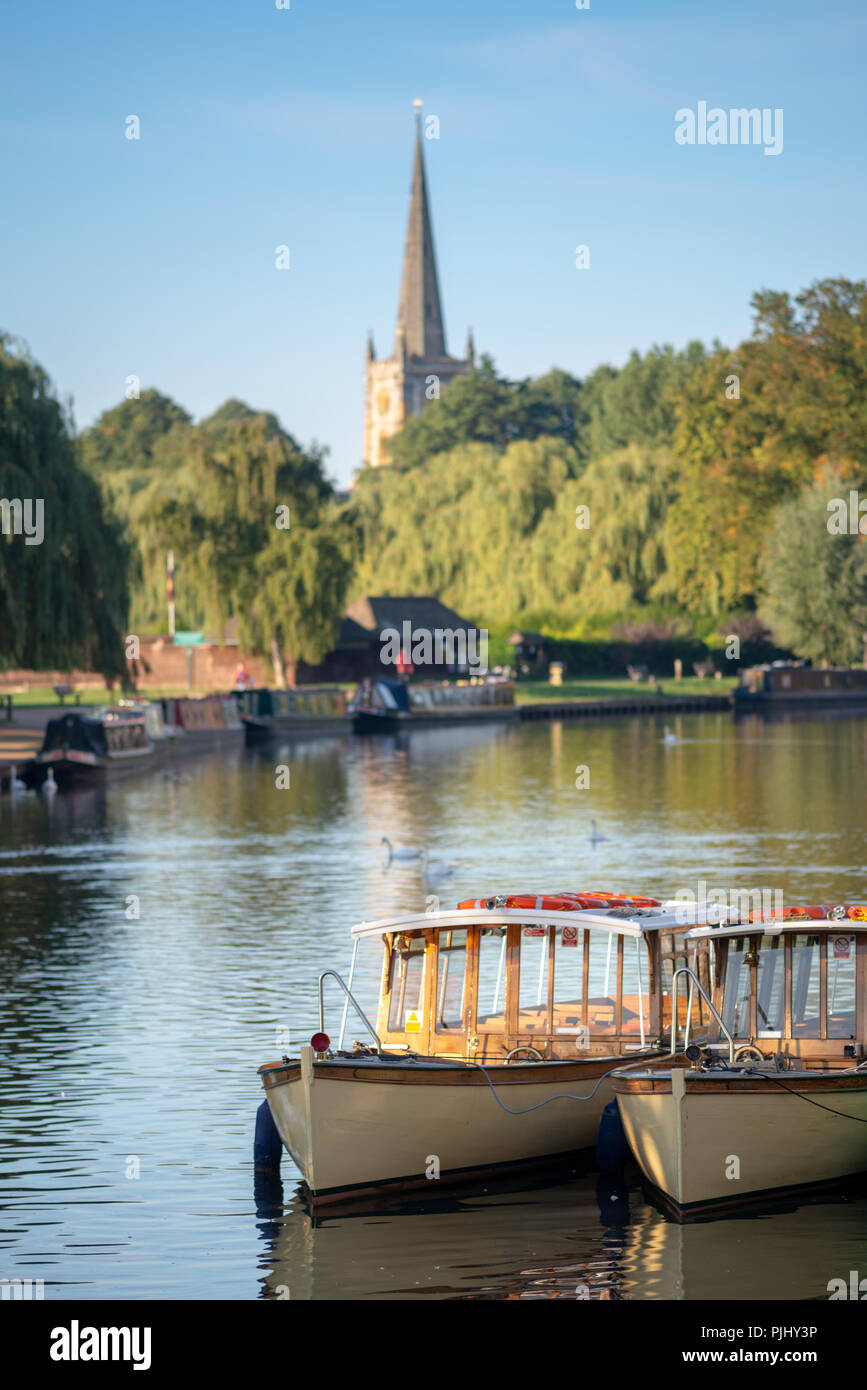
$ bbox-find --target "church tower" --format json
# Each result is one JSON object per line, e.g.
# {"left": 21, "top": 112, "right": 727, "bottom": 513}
{"left": 364, "top": 102, "right": 472, "bottom": 468}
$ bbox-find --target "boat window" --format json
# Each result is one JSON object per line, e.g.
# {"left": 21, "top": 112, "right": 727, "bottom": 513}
{"left": 435, "top": 929, "right": 468, "bottom": 1031}
{"left": 587, "top": 931, "right": 618, "bottom": 1035}
{"left": 660, "top": 942, "right": 691, "bottom": 1029}
{"left": 828, "top": 933, "right": 856, "bottom": 1038}
{"left": 791, "top": 934, "right": 821, "bottom": 1037}
{"left": 517, "top": 926, "right": 550, "bottom": 1033}
{"left": 722, "top": 938, "right": 752, "bottom": 1036}
{"left": 552, "top": 924, "right": 585, "bottom": 1039}
{"left": 756, "top": 935, "right": 785, "bottom": 1036}
{"left": 387, "top": 935, "right": 426, "bottom": 1033}
{"left": 476, "top": 926, "right": 507, "bottom": 1031}
{"left": 620, "top": 936, "right": 650, "bottom": 1035}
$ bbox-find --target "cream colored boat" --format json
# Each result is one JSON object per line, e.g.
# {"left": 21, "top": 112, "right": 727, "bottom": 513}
{"left": 613, "top": 910, "right": 867, "bottom": 1217}
{"left": 258, "top": 891, "right": 724, "bottom": 1206}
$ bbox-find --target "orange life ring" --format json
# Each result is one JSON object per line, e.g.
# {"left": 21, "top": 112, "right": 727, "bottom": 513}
{"left": 746, "top": 903, "right": 867, "bottom": 923}
{"left": 458, "top": 890, "right": 661, "bottom": 912}
{"left": 458, "top": 894, "right": 580, "bottom": 912}
{"left": 558, "top": 890, "right": 661, "bottom": 908}
{"left": 748, "top": 904, "right": 827, "bottom": 922}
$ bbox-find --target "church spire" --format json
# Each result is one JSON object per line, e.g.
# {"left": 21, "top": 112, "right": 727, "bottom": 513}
{"left": 395, "top": 101, "right": 446, "bottom": 359}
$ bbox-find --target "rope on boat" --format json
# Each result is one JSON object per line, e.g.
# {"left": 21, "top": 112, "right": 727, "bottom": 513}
{"left": 754, "top": 1070, "right": 867, "bottom": 1124}
{"left": 470, "top": 1058, "right": 867, "bottom": 1123}
{"left": 468, "top": 1056, "right": 654, "bottom": 1116}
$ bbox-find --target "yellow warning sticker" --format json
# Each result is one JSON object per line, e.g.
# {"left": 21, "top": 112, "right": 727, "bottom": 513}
{"left": 405, "top": 1010, "right": 422, "bottom": 1032}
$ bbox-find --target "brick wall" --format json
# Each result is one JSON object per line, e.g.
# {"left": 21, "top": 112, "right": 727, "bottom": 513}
{"left": 130, "top": 638, "right": 270, "bottom": 691}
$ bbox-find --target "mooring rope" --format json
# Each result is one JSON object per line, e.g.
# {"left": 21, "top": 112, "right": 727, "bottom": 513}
{"left": 468, "top": 1055, "right": 656, "bottom": 1116}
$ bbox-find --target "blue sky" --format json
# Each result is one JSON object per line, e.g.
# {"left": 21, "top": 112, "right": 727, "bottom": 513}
{"left": 2, "top": 0, "right": 865, "bottom": 485}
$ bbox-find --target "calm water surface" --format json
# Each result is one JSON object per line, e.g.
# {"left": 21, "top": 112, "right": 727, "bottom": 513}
{"left": 1, "top": 710, "right": 866, "bottom": 1299}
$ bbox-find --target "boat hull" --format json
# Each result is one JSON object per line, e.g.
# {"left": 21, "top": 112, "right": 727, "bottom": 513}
{"left": 614, "top": 1067, "right": 867, "bottom": 1216}
{"left": 351, "top": 709, "right": 407, "bottom": 735}
{"left": 19, "top": 745, "right": 155, "bottom": 789}
{"left": 260, "top": 1050, "right": 635, "bottom": 1204}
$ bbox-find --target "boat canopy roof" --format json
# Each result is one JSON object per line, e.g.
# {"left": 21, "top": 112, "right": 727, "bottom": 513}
{"left": 350, "top": 900, "right": 733, "bottom": 942}
{"left": 688, "top": 913, "right": 867, "bottom": 942}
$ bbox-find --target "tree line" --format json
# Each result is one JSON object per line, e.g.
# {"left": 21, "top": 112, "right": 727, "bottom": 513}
{"left": 1, "top": 276, "right": 865, "bottom": 681}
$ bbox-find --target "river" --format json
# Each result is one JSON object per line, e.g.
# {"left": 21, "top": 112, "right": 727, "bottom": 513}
{"left": 1, "top": 708, "right": 865, "bottom": 1299}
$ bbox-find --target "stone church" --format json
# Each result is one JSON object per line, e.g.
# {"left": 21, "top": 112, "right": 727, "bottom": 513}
{"left": 363, "top": 109, "right": 473, "bottom": 468}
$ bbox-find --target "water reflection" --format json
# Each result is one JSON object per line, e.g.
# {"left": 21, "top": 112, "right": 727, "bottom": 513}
{"left": 258, "top": 1168, "right": 867, "bottom": 1301}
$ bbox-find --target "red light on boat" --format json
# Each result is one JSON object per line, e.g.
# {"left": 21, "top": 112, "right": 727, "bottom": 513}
{"left": 310, "top": 1032, "right": 330, "bottom": 1053}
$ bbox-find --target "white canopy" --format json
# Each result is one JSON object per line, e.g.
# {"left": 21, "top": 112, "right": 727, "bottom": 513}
{"left": 686, "top": 917, "right": 864, "bottom": 941}
{"left": 350, "top": 900, "right": 735, "bottom": 943}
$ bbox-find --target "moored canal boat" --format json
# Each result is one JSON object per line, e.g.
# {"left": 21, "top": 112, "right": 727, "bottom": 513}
{"left": 257, "top": 893, "right": 725, "bottom": 1206}
{"left": 348, "top": 677, "right": 411, "bottom": 734}
{"left": 237, "top": 686, "right": 351, "bottom": 744}
{"left": 612, "top": 906, "right": 867, "bottom": 1217}
{"left": 20, "top": 707, "right": 157, "bottom": 789}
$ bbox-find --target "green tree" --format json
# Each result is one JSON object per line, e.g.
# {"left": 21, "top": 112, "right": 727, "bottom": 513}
{"left": 668, "top": 279, "right": 867, "bottom": 616}
{"left": 78, "top": 388, "right": 191, "bottom": 481}
{"left": 579, "top": 342, "right": 707, "bottom": 460}
{"left": 149, "top": 402, "right": 348, "bottom": 668}
{"left": 758, "top": 469, "right": 867, "bottom": 665}
{"left": 0, "top": 335, "right": 129, "bottom": 678}
{"left": 385, "top": 357, "right": 586, "bottom": 468}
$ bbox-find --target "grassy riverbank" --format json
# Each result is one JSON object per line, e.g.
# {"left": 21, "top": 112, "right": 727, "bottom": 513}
{"left": 513, "top": 676, "right": 737, "bottom": 704}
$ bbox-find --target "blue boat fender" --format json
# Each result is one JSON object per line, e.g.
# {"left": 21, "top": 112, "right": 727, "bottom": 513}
{"left": 595, "top": 1099, "right": 629, "bottom": 1172}
{"left": 254, "top": 1099, "right": 283, "bottom": 1171}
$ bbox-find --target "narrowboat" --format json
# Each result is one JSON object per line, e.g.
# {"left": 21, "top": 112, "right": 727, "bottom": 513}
{"left": 237, "top": 687, "right": 350, "bottom": 744}
{"left": 348, "top": 677, "right": 411, "bottom": 734}
{"left": 348, "top": 677, "right": 518, "bottom": 734}
{"left": 735, "top": 663, "right": 867, "bottom": 708}
{"left": 612, "top": 906, "right": 867, "bottom": 1217}
{"left": 20, "top": 708, "right": 155, "bottom": 789}
{"left": 257, "top": 891, "right": 725, "bottom": 1207}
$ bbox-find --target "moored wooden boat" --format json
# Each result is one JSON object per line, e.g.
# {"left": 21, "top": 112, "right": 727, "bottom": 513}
{"left": 612, "top": 907, "right": 867, "bottom": 1217}
{"left": 257, "top": 893, "right": 726, "bottom": 1206}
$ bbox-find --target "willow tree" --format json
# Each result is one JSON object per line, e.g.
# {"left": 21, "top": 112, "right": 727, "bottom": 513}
{"left": 0, "top": 335, "right": 129, "bottom": 678}
{"left": 758, "top": 468, "right": 867, "bottom": 666}
{"left": 147, "top": 402, "right": 349, "bottom": 675}
{"left": 349, "top": 436, "right": 582, "bottom": 623}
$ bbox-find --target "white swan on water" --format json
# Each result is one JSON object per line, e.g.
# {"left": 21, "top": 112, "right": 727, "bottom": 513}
{"left": 9, "top": 764, "right": 28, "bottom": 795}
{"left": 589, "top": 818, "right": 609, "bottom": 845}
{"left": 662, "top": 726, "right": 679, "bottom": 745}
{"left": 42, "top": 767, "right": 58, "bottom": 796}
{"left": 381, "top": 835, "right": 424, "bottom": 864}
{"left": 423, "top": 854, "right": 455, "bottom": 881}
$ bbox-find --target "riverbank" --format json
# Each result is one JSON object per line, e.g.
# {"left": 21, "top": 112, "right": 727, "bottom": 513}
{"left": 513, "top": 676, "right": 737, "bottom": 703}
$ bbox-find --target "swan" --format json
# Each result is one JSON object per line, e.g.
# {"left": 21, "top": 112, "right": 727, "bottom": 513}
{"left": 589, "top": 818, "right": 609, "bottom": 845}
{"left": 381, "top": 835, "right": 424, "bottom": 864}
{"left": 662, "top": 726, "right": 679, "bottom": 745}
{"left": 8, "top": 764, "right": 28, "bottom": 795}
{"left": 423, "top": 853, "right": 455, "bottom": 881}
{"left": 42, "top": 767, "right": 58, "bottom": 796}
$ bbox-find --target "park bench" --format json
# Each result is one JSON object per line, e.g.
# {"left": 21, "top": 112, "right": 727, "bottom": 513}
{"left": 53, "top": 684, "right": 81, "bottom": 706}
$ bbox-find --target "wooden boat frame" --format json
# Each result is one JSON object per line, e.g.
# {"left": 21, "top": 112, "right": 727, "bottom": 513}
{"left": 339, "top": 903, "right": 722, "bottom": 1063}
